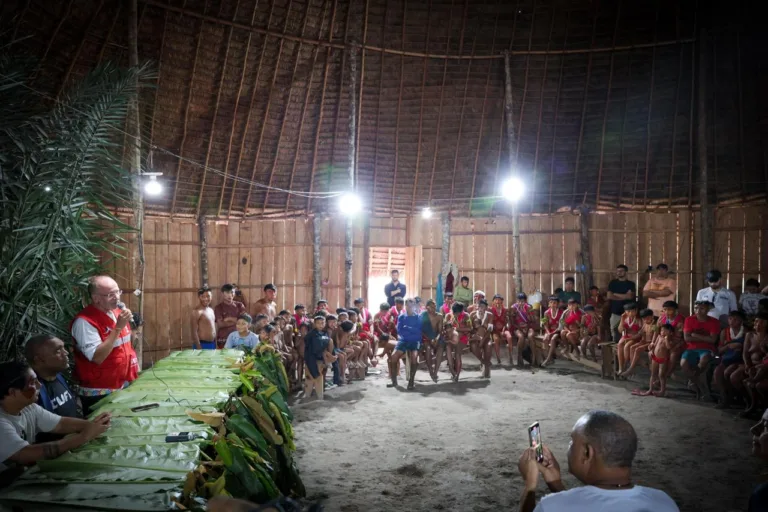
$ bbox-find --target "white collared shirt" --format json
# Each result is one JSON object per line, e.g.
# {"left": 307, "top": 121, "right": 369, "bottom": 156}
{"left": 695, "top": 287, "right": 737, "bottom": 320}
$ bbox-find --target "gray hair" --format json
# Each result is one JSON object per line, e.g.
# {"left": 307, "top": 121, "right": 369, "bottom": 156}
{"left": 575, "top": 410, "right": 638, "bottom": 468}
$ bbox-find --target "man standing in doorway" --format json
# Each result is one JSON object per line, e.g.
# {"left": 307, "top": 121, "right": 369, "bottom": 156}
{"left": 71, "top": 276, "right": 138, "bottom": 415}
{"left": 214, "top": 284, "right": 247, "bottom": 348}
{"left": 253, "top": 284, "right": 278, "bottom": 321}
{"left": 696, "top": 269, "right": 738, "bottom": 328}
{"left": 454, "top": 276, "right": 473, "bottom": 308}
{"left": 190, "top": 287, "right": 216, "bottom": 350}
{"left": 607, "top": 265, "right": 637, "bottom": 342}
{"left": 384, "top": 269, "right": 406, "bottom": 307}
{"left": 557, "top": 277, "right": 582, "bottom": 304}
{"left": 643, "top": 263, "right": 677, "bottom": 317}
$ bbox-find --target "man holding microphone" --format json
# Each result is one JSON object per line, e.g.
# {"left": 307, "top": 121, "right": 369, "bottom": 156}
{"left": 71, "top": 276, "right": 138, "bottom": 415}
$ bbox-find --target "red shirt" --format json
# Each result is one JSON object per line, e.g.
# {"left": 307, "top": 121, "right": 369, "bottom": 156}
{"left": 683, "top": 315, "right": 720, "bottom": 350}
{"left": 510, "top": 303, "right": 533, "bottom": 328}
{"left": 563, "top": 309, "right": 583, "bottom": 327}
{"left": 583, "top": 314, "right": 597, "bottom": 334}
{"left": 621, "top": 315, "right": 642, "bottom": 335}
{"left": 544, "top": 308, "right": 563, "bottom": 332}
{"left": 491, "top": 306, "right": 508, "bottom": 331}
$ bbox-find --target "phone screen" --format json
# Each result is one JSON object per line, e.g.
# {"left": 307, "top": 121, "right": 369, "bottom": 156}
{"left": 528, "top": 422, "right": 543, "bottom": 462}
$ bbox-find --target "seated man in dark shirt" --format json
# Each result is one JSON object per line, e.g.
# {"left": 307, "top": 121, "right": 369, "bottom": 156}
{"left": 25, "top": 334, "right": 79, "bottom": 419}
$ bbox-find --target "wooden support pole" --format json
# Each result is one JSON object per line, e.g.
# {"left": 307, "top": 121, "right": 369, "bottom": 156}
{"left": 345, "top": 22, "right": 360, "bottom": 307}
{"left": 390, "top": 0, "right": 408, "bottom": 213}
{"left": 578, "top": 207, "right": 593, "bottom": 289}
{"left": 355, "top": 0, "right": 370, "bottom": 176}
{"left": 409, "top": 0, "right": 432, "bottom": 214}
{"left": 504, "top": 51, "right": 523, "bottom": 294}
{"left": 312, "top": 217, "right": 322, "bottom": 306}
{"left": 441, "top": 215, "right": 451, "bottom": 272}
{"left": 198, "top": 215, "right": 209, "bottom": 287}
{"left": 127, "top": 0, "right": 145, "bottom": 368}
{"left": 363, "top": 215, "right": 371, "bottom": 304}
{"left": 698, "top": 26, "right": 714, "bottom": 273}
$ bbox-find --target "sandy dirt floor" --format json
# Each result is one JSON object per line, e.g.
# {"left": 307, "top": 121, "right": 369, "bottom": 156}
{"left": 292, "top": 355, "right": 761, "bottom": 512}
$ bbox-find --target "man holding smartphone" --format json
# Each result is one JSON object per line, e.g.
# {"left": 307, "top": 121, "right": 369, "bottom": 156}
{"left": 516, "top": 410, "right": 678, "bottom": 512}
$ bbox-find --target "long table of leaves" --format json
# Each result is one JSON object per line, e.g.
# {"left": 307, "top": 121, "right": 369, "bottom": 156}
{"left": 0, "top": 347, "right": 304, "bottom": 511}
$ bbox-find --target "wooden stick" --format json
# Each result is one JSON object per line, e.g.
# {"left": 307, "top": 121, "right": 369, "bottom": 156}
{"left": 617, "top": 50, "right": 633, "bottom": 208}
{"left": 514, "top": 0, "right": 536, "bottom": 166}
{"left": 260, "top": 3, "right": 312, "bottom": 214}
{"left": 409, "top": 0, "right": 432, "bottom": 214}
{"left": 216, "top": 2, "right": 262, "bottom": 217}
{"left": 345, "top": 8, "right": 360, "bottom": 307}
{"left": 142, "top": 0, "right": 695, "bottom": 60}
{"left": 390, "top": 0, "right": 408, "bottom": 213}
{"left": 668, "top": 9, "right": 684, "bottom": 209}
{"left": 595, "top": 2, "right": 621, "bottom": 207}
{"left": 355, "top": 0, "right": 370, "bottom": 177}
{"left": 469, "top": 0, "right": 500, "bottom": 216}
{"left": 198, "top": 215, "right": 209, "bottom": 287}
{"left": 306, "top": 0, "right": 338, "bottom": 212}
{"left": 643, "top": 6, "right": 659, "bottom": 208}
{"left": 448, "top": 7, "right": 476, "bottom": 209}
{"left": 312, "top": 217, "right": 321, "bottom": 307}
{"left": 370, "top": 0, "right": 388, "bottom": 209}
{"left": 327, "top": 1, "right": 353, "bottom": 192}
{"left": 504, "top": 50, "right": 522, "bottom": 294}
{"left": 698, "top": 26, "right": 714, "bottom": 273}
{"left": 548, "top": 12, "right": 569, "bottom": 213}
{"left": 427, "top": 0, "right": 455, "bottom": 205}
{"left": 363, "top": 215, "right": 371, "bottom": 303}
{"left": 127, "top": 0, "right": 145, "bottom": 369}
{"left": 229, "top": 0, "right": 276, "bottom": 216}
{"left": 169, "top": 7, "right": 206, "bottom": 218}
{"left": 241, "top": 0, "right": 295, "bottom": 213}
{"left": 285, "top": 5, "right": 329, "bottom": 213}
{"left": 195, "top": 4, "right": 239, "bottom": 218}
{"left": 57, "top": 1, "right": 104, "bottom": 98}
{"left": 572, "top": 6, "right": 598, "bottom": 203}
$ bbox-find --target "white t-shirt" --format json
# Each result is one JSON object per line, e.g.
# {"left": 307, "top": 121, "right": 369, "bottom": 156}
{"left": 695, "top": 287, "right": 738, "bottom": 320}
{"left": 535, "top": 485, "right": 679, "bottom": 512}
{"left": 71, "top": 311, "right": 116, "bottom": 361}
{"left": 0, "top": 404, "right": 61, "bottom": 472}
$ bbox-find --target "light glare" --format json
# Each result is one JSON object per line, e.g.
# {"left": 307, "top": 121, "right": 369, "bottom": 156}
{"left": 421, "top": 207, "right": 433, "bottom": 219}
{"left": 339, "top": 192, "right": 362, "bottom": 215}
{"left": 502, "top": 176, "right": 525, "bottom": 202}
{"left": 144, "top": 177, "right": 162, "bottom": 196}
{"left": 44, "top": 185, "right": 52, "bottom": 192}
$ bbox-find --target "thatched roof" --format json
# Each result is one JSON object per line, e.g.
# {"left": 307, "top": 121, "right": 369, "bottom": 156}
{"left": 3, "top": 0, "right": 765, "bottom": 217}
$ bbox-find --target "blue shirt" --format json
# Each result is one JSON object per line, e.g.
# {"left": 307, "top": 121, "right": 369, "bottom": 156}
{"left": 384, "top": 281, "right": 407, "bottom": 307}
{"left": 397, "top": 312, "right": 422, "bottom": 343}
{"left": 224, "top": 331, "right": 260, "bottom": 350}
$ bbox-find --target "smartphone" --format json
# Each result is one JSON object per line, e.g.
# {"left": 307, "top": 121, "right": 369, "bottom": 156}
{"left": 528, "top": 421, "right": 543, "bottom": 462}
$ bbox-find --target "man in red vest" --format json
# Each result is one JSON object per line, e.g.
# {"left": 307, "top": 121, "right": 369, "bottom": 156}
{"left": 71, "top": 276, "right": 138, "bottom": 415}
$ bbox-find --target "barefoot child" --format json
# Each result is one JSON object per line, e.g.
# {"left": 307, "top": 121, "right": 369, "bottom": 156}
{"left": 470, "top": 299, "right": 493, "bottom": 377}
{"left": 743, "top": 314, "right": 768, "bottom": 413}
{"left": 541, "top": 296, "right": 564, "bottom": 366}
{"left": 621, "top": 308, "right": 656, "bottom": 377}
{"left": 510, "top": 293, "right": 535, "bottom": 367}
{"left": 714, "top": 310, "right": 747, "bottom": 408}
{"left": 580, "top": 305, "right": 600, "bottom": 361}
{"left": 657, "top": 301, "right": 685, "bottom": 379}
{"left": 390, "top": 299, "right": 421, "bottom": 390}
{"left": 616, "top": 302, "right": 642, "bottom": 375}
{"left": 638, "top": 323, "right": 675, "bottom": 397}
{"left": 490, "top": 294, "right": 513, "bottom": 365}
{"left": 421, "top": 299, "right": 444, "bottom": 382}
{"left": 445, "top": 302, "right": 472, "bottom": 382}
{"left": 681, "top": 300, "right": 721, "bottom": 400}
{"left": 562, "top": 299, "right": 584, "bottom": 358}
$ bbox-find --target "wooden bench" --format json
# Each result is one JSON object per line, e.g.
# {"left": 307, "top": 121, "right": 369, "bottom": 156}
{"left": 532, "top": 335, "right": 613, "bottom": 379}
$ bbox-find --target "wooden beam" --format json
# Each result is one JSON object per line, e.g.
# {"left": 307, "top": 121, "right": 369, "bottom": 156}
{"left": 572, "top": 6, "right": 598, "bottom": 203}
{"left": 312, "top": 217, "right": 322, "bottom": 306}
{"left": 513, "top": 0, "right": 536, "bottom": 167}
{"left": 354, "top": 0, "right": 370, "bottom": 177}
{"left": 96, "top": 4, "right": 122, "bottom": 64}
{"left": 643, "top": 5, "right": 659, "bottom": 207}
{"left": 285, "top": 4, "right": 330, "bottom": 213}
{"left": 712, "top": 31, "right": 719, "bottom": 205}
{"left": 306, "top": 0, "right": 338, "bottom": 212}
{"left": 504, "top": 51, "right": 522, "bottom": 294}
{"left": 389, "top": 0, "right": 408, "bottom": 214}
{"left": 736, "top": 28, "right": 746, "bottom": 201}
{"left": 449, "top": 27, "right": 477, "bottom": 209}
{"left": 370, "top": 1, "right": 385, "bottom": 210}
{"left": 548, "top": 13, "right": 569, "bottom": 213}
{"left": 198, "top": 216, "right": 209, "bottom": 287}
{"left": 698, "top": 26, "right": 714, "bottom": 272}
{"left": 595, "top": 2, "right": 621, "bottom": 207}
{"left": 195, "top": 3, "right": 239, "bottom": 218}
{"left": 216, "top": 2, "right": 262, "bottom": 217}
{"left": 668, "top": 9, "right": 684, "bottom": 209}
{"left": 126, "top": 0, "right": 145, "bottom": 369}
{"left": 441, "top": 215, "right": 450, "bottom": 272}
{"left": 34, "top": 0, "right": 73, "bottom": 79}
{"left": 241, "top": 0, "right": 295, "bottom": 213}
{"left": 169, "top": 8, "right": 206, "bottom": 217}
{"left": 618, "top": 50, "right": 633, "bottom": 208}
{"left": 326, "top": 1, "right": 353, "bottom": 193}
{"left": 427, "top": 0, "right": 455, "bottom": 206}
{"left": 57, "top": 1, "right": 104, "bottom": 98}
{"left": 363, "top": 215, "right": 371, "bottom": 303}
{"left": 469, "top": 0, "right": 500, "bottom": 215}
{"left": 345, "top": 6, "right": 360, "bottom": 307}
{"left": 141, "top": 0, "right": 694, "bottom": 60}
{"left": 409, "top": 0, "right": 432, "bottom": 214}
{"left": 227, "top": 0, "right": 276, "bottom": 217}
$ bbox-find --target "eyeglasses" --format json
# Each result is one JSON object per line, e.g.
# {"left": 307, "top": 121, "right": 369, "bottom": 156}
{"left": 97, "top": 290, "right": 122, "bottom": 299}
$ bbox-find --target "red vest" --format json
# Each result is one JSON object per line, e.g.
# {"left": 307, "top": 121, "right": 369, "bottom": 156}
{"left": 72, "top": 305, "right": 138, "bottom": 393}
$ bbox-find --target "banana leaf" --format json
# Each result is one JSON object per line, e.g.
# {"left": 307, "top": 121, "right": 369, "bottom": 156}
{"left": 90, "top": 390, "right": 231, "bottom": 412}
{"left": 37, "top": 444, "right": 200, "bottom": 482}
{"left": 104, "top": 416, "right": 210, "bottom": 437}
{"left": 0, "top": 481, "right": 178, "bottom": 511}
{"left": 128, "top": 379, "right": 239, "bottom": 390}
{"left": 89, "top": 404, "right": 220, "bottom": 418}
{"left": 79, "top": 434, "right": 209, "bottom": 448}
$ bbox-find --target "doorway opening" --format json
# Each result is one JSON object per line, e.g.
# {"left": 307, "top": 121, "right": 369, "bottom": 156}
{"left": 366, "top": 246, "right": 422, "bottom": 308}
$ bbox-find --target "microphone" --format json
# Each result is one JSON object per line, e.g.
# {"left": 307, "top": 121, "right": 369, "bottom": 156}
{"left": 116, "top": 301, "right": 143, "bottom": 327}
{"left": 117, "top": 301, "right": 126, "bottom": 310}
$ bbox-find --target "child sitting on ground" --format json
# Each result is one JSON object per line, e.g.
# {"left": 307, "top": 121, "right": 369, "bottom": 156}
{"left": 616, "top": 302, "right": 642, "bottom": 376}
{"left": 224, "top": 314, "right": 260, "bottom": 350}
{"left": 637, "top": 323, "right": 675, "bottom": 397}
{"left": 621, "top": 308, "right": 656, "bottom": 378}
{"left": 580, "top": 304, "right": 600, "bottom": 361}
{"left": 542, "top": 296, "right": 564, "bottom": 366}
